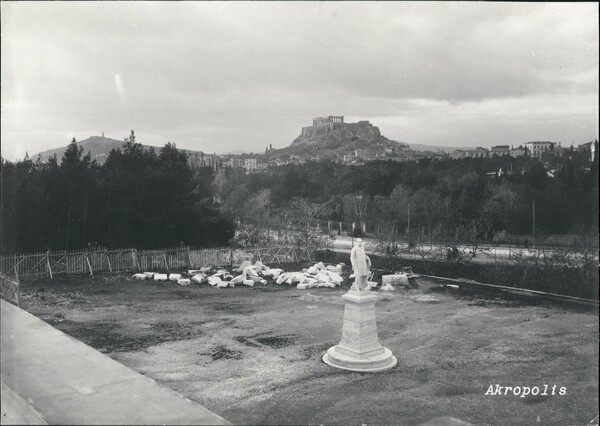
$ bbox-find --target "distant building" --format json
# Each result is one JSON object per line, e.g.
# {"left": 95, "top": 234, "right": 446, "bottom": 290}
{"left": 256, "top": 162, "right": 270, "bottom": 171}
{"left": 509, "top": 146, "right": 527, "bottom": 157}
{"left": 471, "top": 147, "right": 490, "bottom": 158}
{"left": 229, "top": 157, "right": 245, "bottom": 169}
{"left": 244, "top": 158, "right": 257, "bottom": 171}
{"left": 525, "top": 141, "right": 555, "bottom": 160}
{"left": 450, "top": 150, "right": 468, "bottom": 160}
{"left": 450, "top": 147, "right": 489, "bottom": 159}
{"left": 577, "top": 141, "right": 597, "bottom": 162}
{"left": 188, "top": 152, "right": 220, "bottom": 170}
{"left": 490, "top": 145, "right": 510, "bottom": 156}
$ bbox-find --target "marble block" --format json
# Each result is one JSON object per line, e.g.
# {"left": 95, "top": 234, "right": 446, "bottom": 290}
{"left": 323, "top": 291, "right": 397, "bottom": 372}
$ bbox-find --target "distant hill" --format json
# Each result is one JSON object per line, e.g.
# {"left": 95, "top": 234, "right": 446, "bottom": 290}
{"left": 408, "top": 143, "right": 472, "bottom": 152}
{"left": 267, "top": 119, "right": 409, "bottom": 159}
{"left": 406, "top": 143, "right": 468, "bottom": 153}
{"left": 33, "top": 136, "right": 206, "bottom": 165}
{"left": 220, "top": 149, "right": 252, "bottom": 155}
{"left": 33, "top": 136, "right": 144, "bottom": 164}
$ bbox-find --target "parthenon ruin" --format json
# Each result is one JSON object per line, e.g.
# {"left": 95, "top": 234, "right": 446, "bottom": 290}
{"left": 301, "top": 116, "right": 345, "bottom": 139}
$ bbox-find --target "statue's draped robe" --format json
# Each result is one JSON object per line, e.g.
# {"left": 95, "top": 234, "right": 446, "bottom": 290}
{"left": 351, "top": 244, "right": 370, "bottom": 290}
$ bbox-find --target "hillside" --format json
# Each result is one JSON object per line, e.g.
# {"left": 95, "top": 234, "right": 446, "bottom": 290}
{"left": 33, "top": 136, "right": 139, "bottom": 164}
{"left": 33, "top": 136, "right": 205, "bottom": 165}
{"left": 267, "top": 119, "right": 409, "bottom": 159}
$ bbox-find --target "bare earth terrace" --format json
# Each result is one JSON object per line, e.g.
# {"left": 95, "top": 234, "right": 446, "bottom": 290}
{"left": 15, "top": 270, "right": 599, "bottom": 425}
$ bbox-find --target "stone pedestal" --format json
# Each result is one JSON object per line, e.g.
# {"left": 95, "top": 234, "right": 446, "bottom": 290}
{"left": 323, "top": 291, "right": 397, "bottom": 372}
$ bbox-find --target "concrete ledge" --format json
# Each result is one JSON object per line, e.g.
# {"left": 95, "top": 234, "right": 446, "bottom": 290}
{"left": 1, "top": 300, "right": 230, "bottom": 425}
{"left": 1, "top": 380, "right": 48, "bottom": 425}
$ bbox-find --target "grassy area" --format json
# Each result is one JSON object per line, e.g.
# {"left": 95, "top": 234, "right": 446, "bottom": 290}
{"left": 19, "top": 268, "right": 599, "bottom": 425}
{"left": 318, "top": 250, "right": 600, "bottom": 300}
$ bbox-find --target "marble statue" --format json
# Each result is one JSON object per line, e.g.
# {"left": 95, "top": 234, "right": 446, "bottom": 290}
{"left": 350, "top": 238, "right": 371, "bottom": 291}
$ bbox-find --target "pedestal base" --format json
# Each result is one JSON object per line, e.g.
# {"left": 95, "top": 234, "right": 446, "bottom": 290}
{"left": 322, "top": 290, "right": 397, "bottom": 373}
{"left": 323, "top": 346, "right": 397, "bottom": 372}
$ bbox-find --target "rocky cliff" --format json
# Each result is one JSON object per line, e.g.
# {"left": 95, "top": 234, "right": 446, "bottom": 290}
{"left": 269, "top": 120, "right": 408, "bottom": 159}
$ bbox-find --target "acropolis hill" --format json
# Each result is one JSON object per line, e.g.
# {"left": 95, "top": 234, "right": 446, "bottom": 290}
{"left": 267, "top": 116, "right": 409, "bottom": 160}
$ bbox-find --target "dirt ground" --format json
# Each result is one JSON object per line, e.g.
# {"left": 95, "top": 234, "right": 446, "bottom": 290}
{"left": 18, "top": 266, "right": 599, "bottom": 426}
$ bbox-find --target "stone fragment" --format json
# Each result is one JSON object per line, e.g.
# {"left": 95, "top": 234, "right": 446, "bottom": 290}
{"left": 231, "top": 274, "right": 246, "bottom": 284}
{"left": 307, "top": 266, "right": 318, "bottom": 275}
{"left": 207, "top": 276, "right": 222, "bottom": 286}
{"left": 270, "top": 268, "right": 284, "bottom": 277}
{"left": 242, "top": 280, "right": 255, "bottom": 286}
{"left": 327, "top": 271, "right": 343, "bottom": 285}
{"left": 177, "top": 278, "right": 191, "bottom": 286}
{"left": 132, "top": 273, "right": 147, "bottom": 280}
{"left": 382, "top": 274, "right": 409, "bottom": 287}
{"left": 168, "top": 273, "right": 182, "bottom": 281}
{"left": 317, "top": 272, "right": 331, "bottom": 283}
{"left": 234, "top": 260, "right": 252, "bottom": 273}
{"left": 154, "top": 273, "right": 168, "bottom": 281}
{"left": 244, "top": 266, "right": 258, "bottom": 277}
{"left": 191, "top": 274, "right": 207, "bottom": 284}
{"left": 143, "top": 272, "right": 155, "bottom": 278}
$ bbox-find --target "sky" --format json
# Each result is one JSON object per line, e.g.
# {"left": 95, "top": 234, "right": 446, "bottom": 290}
{"left": 1, "top": 1, "right": 598, "bottom": 160}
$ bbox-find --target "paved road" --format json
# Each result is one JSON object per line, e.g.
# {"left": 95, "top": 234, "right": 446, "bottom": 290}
{"left": 329, "top": 235, "right": 594, "bottom": 265}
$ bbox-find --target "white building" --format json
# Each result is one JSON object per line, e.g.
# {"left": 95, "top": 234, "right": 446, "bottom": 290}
{"left": 525, "top": 141, "right": 555, "bottom": 160}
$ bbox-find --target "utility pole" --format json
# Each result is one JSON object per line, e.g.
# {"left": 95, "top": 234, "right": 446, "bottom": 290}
{"left": 407, "top": 204, "right": 411, "bottom": 238}
{"left": 532, "top": 200, "right": 536, "bottom": 250}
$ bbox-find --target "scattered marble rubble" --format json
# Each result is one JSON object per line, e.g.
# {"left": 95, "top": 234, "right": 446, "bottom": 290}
{"left": 133, "top": 261, "right": 419, "bottom": 292}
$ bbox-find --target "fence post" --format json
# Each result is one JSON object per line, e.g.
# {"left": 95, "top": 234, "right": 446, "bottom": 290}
{"left": 46, "top": 251, "right": 53, "bottom": 279}
{"left": 229, "top": 248, "right": 233, "bottom": 268}
{"left": 187, "top": 248, "right": 192, "bottom": 269}
{"left": 163, "top": 253, "right": 169, "bottom": 271}
{"left": 105, "top": 251, "right": 113, "bottom": 272}
{"left": 13, "top": 254, "right": 19, "bottom": 281}
{"left": 86, "top": 252, "right": 93, "bottom": 276}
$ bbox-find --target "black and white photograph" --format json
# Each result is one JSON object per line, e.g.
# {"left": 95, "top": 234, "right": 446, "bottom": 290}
{"left": 1, "top": 2, "right": 598, "bottom": 425}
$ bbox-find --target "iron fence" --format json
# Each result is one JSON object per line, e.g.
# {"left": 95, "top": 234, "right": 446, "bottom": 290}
{"left": 0, "top": 245, "right": 319, "bottom": 279}
{"left": 0, "top": 272, "right": 19, "bottom": 306}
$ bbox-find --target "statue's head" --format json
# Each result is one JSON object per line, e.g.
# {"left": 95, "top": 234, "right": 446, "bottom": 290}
{"left": 355, "top": 238, "right": 363, "bottom": 247}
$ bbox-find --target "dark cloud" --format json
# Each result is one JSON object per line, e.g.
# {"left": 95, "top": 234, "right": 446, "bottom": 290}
{"left": 1, "top": 2, "right": 597, "bottom": 159}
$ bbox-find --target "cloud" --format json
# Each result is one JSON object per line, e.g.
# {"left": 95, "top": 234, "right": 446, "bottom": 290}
{"left": 1, "top": 2, "right": 598, "bottom": 160}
